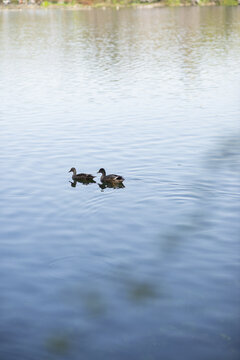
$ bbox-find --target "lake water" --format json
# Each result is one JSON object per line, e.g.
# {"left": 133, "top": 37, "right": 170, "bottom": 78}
{"left": 0, "top": 6, "right": 240, "bottom": 360}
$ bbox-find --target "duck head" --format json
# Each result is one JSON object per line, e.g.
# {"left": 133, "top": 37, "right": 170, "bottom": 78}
{"left": 69, "top": 167, "right": 76, "bottom": 173}
{"left": 97, "top": 168, "right": 106, "bottom": 175}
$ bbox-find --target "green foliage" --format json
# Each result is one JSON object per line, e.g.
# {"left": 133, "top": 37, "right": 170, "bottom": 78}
{"left": 198, "top": 0, "right": 212, "bottom": 5}
{"left": 93, "top": 2, "right": 106, "bottom": 7}
{"left": 41, "top": 1, "right": 50, "bottom": 6}
{"left": 165, "top": 0, "right": 181, "bottom": 5}
{"left": 220, "top": 0, "right": 238, "bottom": 5}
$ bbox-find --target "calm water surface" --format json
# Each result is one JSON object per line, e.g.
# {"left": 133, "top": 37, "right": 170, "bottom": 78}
{"left": 0, "top": 6, "right": 240, "bottom": 360}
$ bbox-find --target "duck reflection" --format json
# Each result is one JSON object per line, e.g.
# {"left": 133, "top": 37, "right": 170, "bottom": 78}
{"left": 98, "top": 182, "right": 125, "bottom": 191}
{"left": 69, "top": 179, "right": 96, "bottom": 187}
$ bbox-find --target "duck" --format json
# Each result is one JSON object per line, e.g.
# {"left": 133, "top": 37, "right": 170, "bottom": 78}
{"left": 97, "top": 168, "right": 125, "bottom": 184}
{"left": 69, "top": 168, "right": 95, "bottom": 182}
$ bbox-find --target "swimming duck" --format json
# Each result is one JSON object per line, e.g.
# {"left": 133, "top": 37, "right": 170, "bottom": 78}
{"left": 69, "top": 168, "right": 95, "bottom": 182}
{"left": 97, "top": 168, "right": 125, "bottom": 184}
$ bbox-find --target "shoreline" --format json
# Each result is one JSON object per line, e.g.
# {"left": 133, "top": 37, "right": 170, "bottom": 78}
{"left": 0, "top": 1, "right": 239, "bottom": 11}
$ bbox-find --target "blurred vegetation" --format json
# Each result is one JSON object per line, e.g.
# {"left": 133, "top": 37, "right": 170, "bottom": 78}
{"left": 127, "top": 281, "right": 158, "bottom": 303}
{"left": 46, "top": 334, "right": 70, "bottom": 355}
{"left": 219, "top": 0, "right": 238, "bottom": 5}
{"left": 0, "top": 0, "right": 239, "bottom": 6}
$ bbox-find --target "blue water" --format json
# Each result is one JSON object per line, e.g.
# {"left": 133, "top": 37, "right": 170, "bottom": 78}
{"left": 0, "top": 6, "right": 240, "bottom": 360}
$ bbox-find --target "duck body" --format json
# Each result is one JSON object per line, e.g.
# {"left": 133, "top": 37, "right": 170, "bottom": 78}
{"left": 69, "top": 168, "right": 95, "bottom": 182}
{"left": 98, "top": 168, "right": 124, "bottom": 184}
